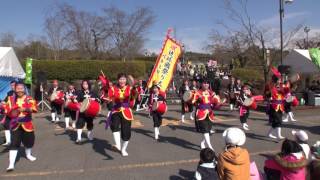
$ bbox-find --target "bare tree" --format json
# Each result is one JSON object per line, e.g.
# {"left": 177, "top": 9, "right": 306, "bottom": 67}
{"left": 42, "top": 3, "right": 154, "bottom": 60}
{"left": 0, "top": 32, "right": 16, "bottom": 47}
{"left": 295, "top": 32, "right": 320, "bottom": 49}
{"left": 103, "top": 6, "right": 155, "bottom": 61}
{"left": 44, "top": 14, "right": 68, "bottom": 60}
{"left": 208, "top": 0, "right": 303, "bottom": 83}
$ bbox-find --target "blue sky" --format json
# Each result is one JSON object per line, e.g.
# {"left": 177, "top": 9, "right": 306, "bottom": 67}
{"left": 0, "top": 0, "right": 319, "bottom": 53}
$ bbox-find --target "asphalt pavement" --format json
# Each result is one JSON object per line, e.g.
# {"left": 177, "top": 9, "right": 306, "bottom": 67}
{"left": 0, "top": 105, "right": 319, "bottom": 180}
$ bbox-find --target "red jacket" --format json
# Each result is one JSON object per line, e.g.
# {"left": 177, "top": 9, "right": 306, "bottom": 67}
{"left": 270, "top": 86, "right": 285, "bottom": 112}
{"left": 192, "top": 89, "right": 218, "bottom": 121}
{"left": 108, "top": 85, "right": 137, "bottom": 120}
{"left": 4, "top": 95, "right": 37, "bottom": 132}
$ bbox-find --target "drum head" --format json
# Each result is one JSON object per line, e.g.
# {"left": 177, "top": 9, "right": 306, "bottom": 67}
{"left": 243, "top": 98, "right": 253, "bottom": 106}
{"left": 183, "top": 91, "right": 193, "bottom": 102}
{"left": 80, "top": 99, "right": 90, "bottom": 113}
{"left": 50, "top": 92, "right": 57, "bottom": 101}
{"left": 286, "top": 96, "right": 294, "bottom": 103}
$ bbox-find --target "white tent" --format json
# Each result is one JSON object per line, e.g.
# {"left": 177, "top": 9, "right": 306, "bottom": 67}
{"left": 0, "top": 47, "right": 25, "bottom": 100}
{"left": 0, "top": 47, "right": 25, "bottom": 78}
{"left": 283, "top": 49, "right": 319, "bottom": 74}
{"left": 283, "top": 49, "right": 320, "bottom": 92}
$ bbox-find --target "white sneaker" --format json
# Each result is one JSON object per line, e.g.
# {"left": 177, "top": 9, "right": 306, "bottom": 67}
{"left": 121, "top": 141, "right": 129, "bottom": 157}
{"left": 7, "top": 150, "right": 17, "bottom": 172}
{"left": 200, "top": 140, "right": 206, "bottom": 149}
{"left": 121, "top": 150, "right": 128, "bottom": 156}
{"left": 268, "top": 128, "right": 277, "bottom": 139}
{"left": 87, "top": 131, "right": 94, "bottom": 141}
{"left": 289, "top": 112, "right": 296, "bottom": 122}
{"left": 276, "top": 127, "right": 285, "bottom": 139}
{"left": 181, "top": 115, "right": 185, "bottom": 123}
{"left": 190, "top": 112, "right": 195, "bottom": 120}
{"left": 242, "top": 123, "right": 250, "bottom": 131}
{"left": 2, "top": 142, "right": 11, "bottom": 146}
{"left": 25, "top": 148, "right": 37, "bottom": 162}
{"left": 26, "top": 155, "right": 37, "bottom": 162}
{"left": 268, "top": 134, "right": 277, "bottom": 139}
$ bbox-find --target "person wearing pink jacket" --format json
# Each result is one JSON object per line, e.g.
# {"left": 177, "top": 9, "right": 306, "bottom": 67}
{"left": 264, "top": 139, "right": 307, "bottom": 180}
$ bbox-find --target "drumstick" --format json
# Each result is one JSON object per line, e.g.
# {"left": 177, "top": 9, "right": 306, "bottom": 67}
{"left": 100, "top": 70, "right": 106, "bottom": 78}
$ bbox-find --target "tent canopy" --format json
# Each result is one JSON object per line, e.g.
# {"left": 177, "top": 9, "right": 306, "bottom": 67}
{"left": 0, "top": 47, "right": 25, "bottom": 78}
{"left": 0, "top": 47, "right": 25, "bottom": 100}
{"left": 283, "top": 49, "right": 320, "bottom": 74}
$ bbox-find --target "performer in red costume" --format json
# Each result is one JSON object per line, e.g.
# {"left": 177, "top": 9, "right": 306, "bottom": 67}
{"left": 107, "top": 73, "right": 137, "bottom": 156}
{"left": 238, "top": 85, "right": 257, "bottom": 131}
{"left": 282, "top": 81, "right": 298, "bottom": 122}
{"left": 3, "top": 81, "right": 38, "bottom": 172}
{"left": 148, "top": 83, "right": 167, "bottom": 141}
{"left": 48, "top": 80, "right": 64, "bottom": 123}
{"left": 192, "top": 79, "right": 222, "bottom": 150}
{"left": 136, "top": 79, "right": 145, "bottom": 110}
{"left": 265, "top": 68, "right": 286, "bottom": 139}
{"left": 64, "top": 84, "right": 78, "bottom": 129}
{"left": 1, "top": 80, "right": 16, "bottom": 146}
{"left": 75, "top": 80, "right": 100, "bottom": 144}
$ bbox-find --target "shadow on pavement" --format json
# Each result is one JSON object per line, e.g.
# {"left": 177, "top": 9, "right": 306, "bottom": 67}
{"left": 282, "top": 123, "right": 320, "bottom": 135}
{"left": 133, "top": 128, "right": 200, "bottom": 151}
{"left": 169, "top": 169, "right": 195, "bottom": 180}
{"left": 90, "top": 138, "right": 114, "bottom": 160}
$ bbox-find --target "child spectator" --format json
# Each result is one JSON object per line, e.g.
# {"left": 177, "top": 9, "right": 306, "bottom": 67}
{"left": 292, "top": 130, "right": 311, "bottom": 159}
{"left": 194, "top": 148, "right": 218, "bottom": 180}
{"left": 309, "top": 141, "right": 320, "bottom": 180}
{"left": 264, "top": 139, "right": 307, "bottom": 180}
{"left": 217, "top": 127, "right": 250, "bottom": 180}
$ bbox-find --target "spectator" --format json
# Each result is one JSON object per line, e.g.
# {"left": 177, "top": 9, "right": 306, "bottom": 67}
{"left": 177, "top": 61, "right": 182, "bottom": 74}
{"left": 194, "top": 70, "right": 202, "bottom": 82}
{"left": 309, "top": 80, "right": 318, "bottom": 91}
{"left": 292, "top": 130, "right": 311, "bottom": 159}
{"left": 194, "top": 148, "right": 218, "bottom": 180}
{"left": 309, "top": 141, "right": 320, "bottom": 180}
{"left": 217, "top": 127, "right": 250, "bottom": 180}
{"left": 264, "top": 139, "right": 307, "bottom": 180}
{"left": 213, "top": 78, "right": 221, "bottom": 95}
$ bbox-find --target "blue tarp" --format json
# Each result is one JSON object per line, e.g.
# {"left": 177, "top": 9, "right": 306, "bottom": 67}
{"left": 0, "top": 77, "right": 30, "bottom": 100}
{"left": 0, "top": 76, "right": 16, "bottom": 100}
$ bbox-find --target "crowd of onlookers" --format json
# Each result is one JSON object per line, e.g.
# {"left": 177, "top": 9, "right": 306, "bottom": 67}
{"left": 193, "top": 127, "right": 320, "bottom": 180}
{"left": 175, "top": 61, "right": 232, "bottom": 95}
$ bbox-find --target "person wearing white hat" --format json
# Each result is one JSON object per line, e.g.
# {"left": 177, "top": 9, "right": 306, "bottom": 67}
{"left": 217, "top": 127, "right": 250, "bottom": 180}
{"left": 292, "top": 130, "right": 310, "bottom": 159}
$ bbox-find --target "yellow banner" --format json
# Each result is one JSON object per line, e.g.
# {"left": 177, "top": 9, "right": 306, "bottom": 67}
{"left": 147, "top": 37, "right": 182, "bottom": 91}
